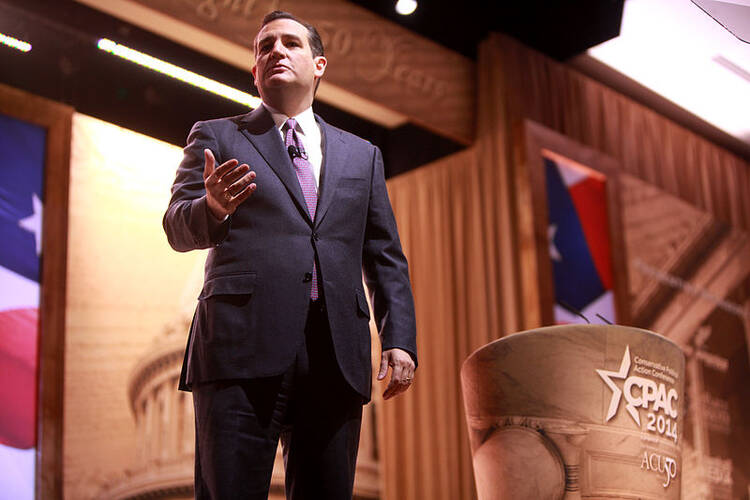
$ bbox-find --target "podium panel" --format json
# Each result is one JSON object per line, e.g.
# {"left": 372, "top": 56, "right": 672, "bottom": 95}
{"left": 461, "top": 325, "right": 685, "bottom": 499}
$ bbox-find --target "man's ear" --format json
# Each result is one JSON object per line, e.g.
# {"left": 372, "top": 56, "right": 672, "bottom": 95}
{"left": 313, "top": 56, "right": 327, "bottom": 78}
{"left": 251, "top": 64, "right": 258, "bottom": 86}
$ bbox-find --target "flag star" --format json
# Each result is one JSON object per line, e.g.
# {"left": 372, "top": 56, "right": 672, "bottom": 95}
{"left": 18, "top": 193, "right": 43, "bottom": 256}
{"left": 596, "top": 345, "right": 633, "bottom": 424}
{"left": 548, "top": 224, "right": 562, "bottom": 261}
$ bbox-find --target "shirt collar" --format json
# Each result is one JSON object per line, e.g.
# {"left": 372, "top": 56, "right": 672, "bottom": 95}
{"left": 263, "top": 102, "right": 317, "bottom": 138}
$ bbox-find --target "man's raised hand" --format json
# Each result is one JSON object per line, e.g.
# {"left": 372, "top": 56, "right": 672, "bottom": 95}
{"left": 203, "top": 148, "right": 256, "bottom": 220}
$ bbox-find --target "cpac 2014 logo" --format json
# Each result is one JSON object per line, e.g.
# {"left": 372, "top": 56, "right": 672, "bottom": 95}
{"left": 596, "top": 346, "right": 678, "bottom": 442}
{"left": 597, "top": 346, "right": 680, "bottom": 489}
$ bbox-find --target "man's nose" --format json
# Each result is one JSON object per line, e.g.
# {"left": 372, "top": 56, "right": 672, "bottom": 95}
{"left": 269, "top": 40, "right": 285, "bottom": 58}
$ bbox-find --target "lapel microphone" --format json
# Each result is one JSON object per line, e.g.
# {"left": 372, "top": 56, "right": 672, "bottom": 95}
{"left": 287, "top": 145, "right": 308, "bottom": 160}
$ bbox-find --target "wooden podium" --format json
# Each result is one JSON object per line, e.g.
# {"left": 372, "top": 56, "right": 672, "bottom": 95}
{"left": 461, "top": 325, "right": 685, "bottom": 500}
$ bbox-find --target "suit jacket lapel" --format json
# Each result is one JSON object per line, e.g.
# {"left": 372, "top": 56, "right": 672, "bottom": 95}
{"left": 315, "top": 115, "right": 350, "bottom": 228}
{"left": 237, "top": 107, "right": 312, "bottom": 225}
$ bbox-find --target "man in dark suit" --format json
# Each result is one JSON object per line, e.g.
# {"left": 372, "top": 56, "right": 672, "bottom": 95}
{"left": 163, "top": 10, "right": 417, "bottom": 500}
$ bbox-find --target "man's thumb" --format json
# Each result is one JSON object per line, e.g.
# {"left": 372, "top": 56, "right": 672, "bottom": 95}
{"left": 203, "top": 148, "right": 215, "bottom": 179}
{"left": 377, "top": 354, "right": 388, "bottom": 380}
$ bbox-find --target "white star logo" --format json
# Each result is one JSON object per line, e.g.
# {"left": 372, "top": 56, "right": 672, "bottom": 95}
{"left": 596, "top": 345, "right": 636, "bottom": 424}
{"left": 548, "top": 224, "right": 562, "bottom": 261}
{"left": 18, "top": 193, "right": 43, "bottom": 255}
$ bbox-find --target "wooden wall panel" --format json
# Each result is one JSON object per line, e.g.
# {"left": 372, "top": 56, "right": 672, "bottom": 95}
{"left": 483, "top": 33, "right": 750, "bottom": 231}
{"left": 381, "top": 149, "right": 483, "bottom": 500}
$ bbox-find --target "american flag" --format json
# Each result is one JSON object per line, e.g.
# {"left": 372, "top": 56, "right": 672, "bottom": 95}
{"left": 0, "top": 113, "right": 45, "bottom": 499}
{"left": 544, "top": 154, "right": 616, "bottom": 325}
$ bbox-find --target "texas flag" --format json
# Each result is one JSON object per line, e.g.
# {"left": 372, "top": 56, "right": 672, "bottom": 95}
{"left": 0, "top": 113, "right": 46, "bottom": 499}
{"left": 543, "top": 154, "right": 616, "bottom": 325}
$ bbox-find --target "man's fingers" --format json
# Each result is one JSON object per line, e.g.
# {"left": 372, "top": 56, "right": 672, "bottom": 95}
{"left": 206, "top": 158, "right": 240, "bottom": 185}
{"left": 222, "top": 164, "right": 251, "bottom": 186}
{"left": 203, "top": 149, "right": 215, "bottom": 180}
{"left": 228, "top": 183, "right": 256, "bottom": 208}
{"left": 383, "top": 378, "right": 406, "bottom": 400}
{"left": 225, "top": 170, "right": 255, "bottom": 195}
{"left": 390, "top": 366, "right": 414, "bottom": 398}
{"left": 383, "top": 378, "right": 399, "bottom": 399}
{"left": 383, "top": 364, "right": 404, "bottom": 400}
{"left": 213, "top": 158, "right": 240, "bottom": 180}
{"left": 392, "top": 364, "right": 404, "bottom": 385}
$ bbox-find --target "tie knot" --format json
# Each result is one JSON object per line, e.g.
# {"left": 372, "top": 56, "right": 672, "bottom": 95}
{"left": 285, "top": 118, "right": 297, "bottom": 132}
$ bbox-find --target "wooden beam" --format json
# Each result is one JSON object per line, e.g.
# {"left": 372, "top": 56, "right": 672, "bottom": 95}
{"left": 618, "top": 173, "right": 721, "bottom": 325}
{"left": 651, "top": 232, "right": 750, "bottom": 344}
{"left": 74, "top": 0, "right": 475, "bottom": 143}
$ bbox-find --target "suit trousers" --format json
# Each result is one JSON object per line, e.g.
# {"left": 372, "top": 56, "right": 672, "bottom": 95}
{"left": 192, "top": 300, "right": 364, "bottom": 500}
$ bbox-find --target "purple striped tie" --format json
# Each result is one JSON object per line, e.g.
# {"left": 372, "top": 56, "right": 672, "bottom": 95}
{"left": 285, "top": 118, "right": 319, "bottom": 300}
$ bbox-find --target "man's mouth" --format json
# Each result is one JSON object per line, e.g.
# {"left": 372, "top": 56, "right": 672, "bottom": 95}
{"left": 268, "top": 64, "right": 289, "bottom": 75}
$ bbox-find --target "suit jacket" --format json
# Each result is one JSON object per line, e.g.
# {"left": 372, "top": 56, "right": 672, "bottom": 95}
{"left": 163, "top": 105, "right": 417, "bottom": 401}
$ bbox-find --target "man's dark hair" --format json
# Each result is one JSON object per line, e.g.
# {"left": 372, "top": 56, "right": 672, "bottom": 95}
{"left": 257, "top": 11, "right": 324, "bottom": 58}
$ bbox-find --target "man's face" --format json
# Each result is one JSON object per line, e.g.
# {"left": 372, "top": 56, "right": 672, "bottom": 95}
{"left": 251, "top": 18, "right": 326, "bottom": 97}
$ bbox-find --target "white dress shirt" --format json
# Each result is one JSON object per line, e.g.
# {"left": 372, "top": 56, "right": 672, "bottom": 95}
{"left": 263, "top": 103, "right": 323, "bottom": 189}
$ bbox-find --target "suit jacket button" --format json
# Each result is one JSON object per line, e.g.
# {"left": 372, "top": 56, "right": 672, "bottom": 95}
{"left": 312, "top": 232, "right": 320, "bottom": 241}
{"left": 303, "top": 272, "right": 312, "bottom": 282}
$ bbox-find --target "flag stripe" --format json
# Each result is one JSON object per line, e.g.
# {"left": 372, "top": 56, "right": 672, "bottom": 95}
{"left": 569, "top": 177, "right": 613, "bottom": 290}
{"left": 0, "top": 265, "right": 40, "bottom": 312}
{"left": 0, "top": 308, "right": 39, "bottom": 449}
{"left": 0, "top": 444, "right": 35, "bottom": 499}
